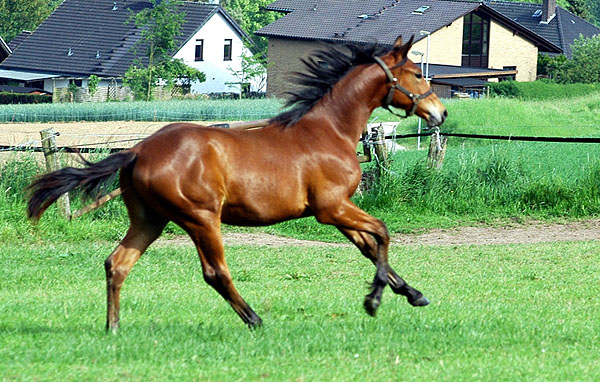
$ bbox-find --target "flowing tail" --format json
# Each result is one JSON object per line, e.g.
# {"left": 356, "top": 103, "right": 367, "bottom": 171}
{"left": 26, "top": 151, "right": 138, "bottom": 221}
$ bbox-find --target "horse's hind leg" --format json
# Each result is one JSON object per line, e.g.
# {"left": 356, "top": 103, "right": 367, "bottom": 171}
{"left": 105, "top": 193, "right": 167, "bottom": 332}
{"left": 337, "top": 227, "right": 429, "bottom": 307}
{"left": 183, "top": 213, "right": 262, "bottom": 328}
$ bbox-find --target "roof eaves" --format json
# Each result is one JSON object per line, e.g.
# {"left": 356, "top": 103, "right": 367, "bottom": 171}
{"left": 479, "top": 3, "right": 562, "bottom": 53}
{"left": 217, "top": 6, "right": 251, "bottom": 41}
{"left": 555, "top": 6, "right": 566, "bottom": 55}
{"left": 0, "top": 36, "right": 11, "bottom": 55}
{"left": 175, "top": 4, "right": 220, "bottom": 53}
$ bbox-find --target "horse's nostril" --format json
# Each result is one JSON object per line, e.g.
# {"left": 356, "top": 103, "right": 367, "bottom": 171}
{"left": 443, "top": 110, "right": 448, "bottom": 119}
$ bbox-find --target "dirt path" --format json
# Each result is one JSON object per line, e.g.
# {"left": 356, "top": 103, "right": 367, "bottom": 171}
{"left": 154, "top": 220, "right": 600, "bottom": 248}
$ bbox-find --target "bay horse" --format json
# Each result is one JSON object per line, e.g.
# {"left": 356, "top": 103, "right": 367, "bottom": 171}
{"left": 27, "top": 36, "right": 447, "bottom": 331}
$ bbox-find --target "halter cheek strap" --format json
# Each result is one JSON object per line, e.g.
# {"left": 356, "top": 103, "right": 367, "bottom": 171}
{"left": 373, "top": 56, "right": 434, "bottom": 118}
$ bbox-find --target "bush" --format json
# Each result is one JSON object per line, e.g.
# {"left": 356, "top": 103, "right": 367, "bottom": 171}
{"left": 560, "top": 34, "right": 600, "bottom": 83}
{"left": 0, "top": 92, "right": 52, "bottom": 105}
{"left": 488, "top": 80, "right": 599, "bottom": 100}
{"left": 488, "top": 81, "right": 521, "bottom": 98}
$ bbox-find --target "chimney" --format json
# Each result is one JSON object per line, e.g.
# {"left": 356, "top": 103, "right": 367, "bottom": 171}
{"left": 541, "top": 0, "right": 556, "bottom": 24}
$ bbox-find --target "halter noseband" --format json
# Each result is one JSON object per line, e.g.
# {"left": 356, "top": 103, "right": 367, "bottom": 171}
{"left": 373, "top": 56, "right": 434, "bottom": 118}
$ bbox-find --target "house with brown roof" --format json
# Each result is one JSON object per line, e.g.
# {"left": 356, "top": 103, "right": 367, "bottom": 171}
{"left": 257, "top": 0, "right": 600, "bottom": 98}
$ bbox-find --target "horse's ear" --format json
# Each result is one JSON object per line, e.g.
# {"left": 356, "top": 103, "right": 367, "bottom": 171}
{"left": 392, "top": 35, "right": 414, "bottom": 59}
{"left": 393, "top": 36, "right": 403, "bottom": 47}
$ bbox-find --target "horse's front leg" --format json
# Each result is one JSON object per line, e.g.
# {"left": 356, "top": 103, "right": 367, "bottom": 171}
{"left": 315, "top": 199, "right": 425, "bottom": 316}
{"left": 337, "top": 227, "right": 430, "bottom": 307}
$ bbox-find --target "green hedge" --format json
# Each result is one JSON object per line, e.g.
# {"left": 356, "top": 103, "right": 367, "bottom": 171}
{"left": 488, "top": 80, "right": 600, "bottom": 100}
{"left": 0, "top": 92, "right": 52, "bottom": 105}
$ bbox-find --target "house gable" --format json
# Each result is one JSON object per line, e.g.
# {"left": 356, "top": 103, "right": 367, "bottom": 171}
{"left": 174, "top": 11, "right": 253, "bottom": 94}
{"left": 486, "top": 1, "right": 600, "bottom": 58}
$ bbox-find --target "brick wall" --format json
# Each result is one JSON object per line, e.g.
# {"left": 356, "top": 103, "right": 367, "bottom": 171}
{"left": 266, "top": 38, "right": 323, "bottom": 98}
{"left": 488, "top": 20, "right": 538, "bottom": 81}
{"left": 410, "top": 20, "right": 464, "bottom": 67}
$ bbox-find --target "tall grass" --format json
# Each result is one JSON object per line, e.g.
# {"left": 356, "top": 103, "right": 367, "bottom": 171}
{"left": 4, "top": 140, "right": 600, "bottom": 243}
{"left": 0, "top": 99, "right": 284, "bottom": 123}
{"left": 371, "top": 91, "right": 600, "bottom": 144}
{"left": 3, "top": 94, "right": 600, "bottom": 241}
{"left": 355, "top": 141, "right": 600, "bottom": 233}
{"left": 488, "top": 80, "right": 600, "bottom": 100}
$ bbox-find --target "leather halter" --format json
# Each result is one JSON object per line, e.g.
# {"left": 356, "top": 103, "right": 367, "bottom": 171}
{"left": 374, "top": 56, "right": 434, "bottom": 118}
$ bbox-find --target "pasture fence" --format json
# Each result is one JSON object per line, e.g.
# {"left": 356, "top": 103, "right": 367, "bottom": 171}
{"left": 3, "top": 122, "right": 600, "bottom": 219}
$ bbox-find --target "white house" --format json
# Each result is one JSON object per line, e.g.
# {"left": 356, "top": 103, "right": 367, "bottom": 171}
{"left": 0, "top": 0, "right": 257, "bottom": 101}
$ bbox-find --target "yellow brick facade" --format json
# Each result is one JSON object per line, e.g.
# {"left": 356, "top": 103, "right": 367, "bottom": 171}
{"left": 409, "top": 20, "right": 464, "bottom": 67}
{"left": 488, "top": 20, "right": 538, "bottom": 81}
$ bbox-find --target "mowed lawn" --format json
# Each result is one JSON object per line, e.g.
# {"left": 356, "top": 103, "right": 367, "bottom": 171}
{"left": 1, "top": 239, "right": 599, "bottom": 381}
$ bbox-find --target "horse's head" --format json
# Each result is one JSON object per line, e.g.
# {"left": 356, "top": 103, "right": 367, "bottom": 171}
{"left": 376, "top": 36, "right": 447, "bottom": 127}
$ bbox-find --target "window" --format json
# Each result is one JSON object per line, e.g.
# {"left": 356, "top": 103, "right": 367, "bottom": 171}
{"left": 412, "top": 6, "right": 430, "bottom": 15}
{"left": 502, "top": 66, "right": 517, "bottom": 81}
{"left": 224, "top": 39, "right": 232, "bottom": 61}
{"left": 462, "top": 13, "right": 490, "bottom": 68}
{"left": 195, "top": 39, "right": 204, "bottom": 61}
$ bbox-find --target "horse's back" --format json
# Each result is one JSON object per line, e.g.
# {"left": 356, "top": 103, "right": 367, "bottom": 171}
{"left": 126, "top": 122, "right": 313, "bottom": 225}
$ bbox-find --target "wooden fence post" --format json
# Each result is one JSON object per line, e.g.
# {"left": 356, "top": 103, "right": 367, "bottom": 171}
{"left": 427, "top": 131, "right": 448, "bottom": 170}
{"left": 372, "top": 124, "right": 389, "bottom": 175}
{"left": 40, "top": 128, "right": 71, "bottom": 217}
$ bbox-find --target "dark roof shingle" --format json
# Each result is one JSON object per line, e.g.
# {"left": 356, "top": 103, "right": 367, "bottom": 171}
{"left": 258, "top": 0, "right": 479, "bottom": 46}
{"left": 258, "top": 0, "right": 600, "bottom": 57}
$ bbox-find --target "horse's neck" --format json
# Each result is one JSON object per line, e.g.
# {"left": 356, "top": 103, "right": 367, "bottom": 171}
{"left": 311, "top": 64, "right": 383, "bottom": 143}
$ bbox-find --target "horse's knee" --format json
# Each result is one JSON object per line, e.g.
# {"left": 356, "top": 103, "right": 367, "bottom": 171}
{"left": 202, "top": 267, "right": 231, "bottom": 289}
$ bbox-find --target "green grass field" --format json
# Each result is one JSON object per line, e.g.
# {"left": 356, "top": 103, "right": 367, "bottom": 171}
{"left": 1, "top": 240, "right": 599, "bottom": 381}
{"left": 2, "top": 93, "right": 600, "bottom": 380}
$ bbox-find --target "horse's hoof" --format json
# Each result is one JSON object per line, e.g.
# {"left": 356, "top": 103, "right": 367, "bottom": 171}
{"left": 247, "top": 318, "right": 263, "bottom": 330}
{"left": 364, "top": 297, "right": 380, "bottom": 317}
{"left": 409, "top": 295, "right": 430, "bottom": 307}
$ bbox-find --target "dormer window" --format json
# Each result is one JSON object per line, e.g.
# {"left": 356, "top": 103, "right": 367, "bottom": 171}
{"left": 412, "top": 6, "right": 430, "bottom": 15}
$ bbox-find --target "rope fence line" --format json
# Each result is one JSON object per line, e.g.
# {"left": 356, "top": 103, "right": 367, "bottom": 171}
{"left": 3, "top": 124, "right": 599, "bottom": 220}
{"left": 3, "top": 130, "right": 600, "bottom": 154}
{"left": 383, "top": 132, "right": 600, "bottom": 144}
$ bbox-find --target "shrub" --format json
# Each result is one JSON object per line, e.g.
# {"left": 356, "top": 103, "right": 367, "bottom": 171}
{"left": 488, "top": 80, "right": 599, "bottom": 100}
{"left": 560, "top": 34, "right": 600, "bottom": 84}
{"left": 0, "top": 92, "right": 52, "bottom": 105}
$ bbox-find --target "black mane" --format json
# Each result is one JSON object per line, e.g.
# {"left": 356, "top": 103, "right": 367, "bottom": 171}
{"left": 270, "top": 42, "right": 391, "bottom": 127}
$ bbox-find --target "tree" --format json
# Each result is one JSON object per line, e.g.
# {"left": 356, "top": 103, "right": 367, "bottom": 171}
{"left": 537, "top": 53, "right": 567, "bottom": 81}
{"left": 189, "top": 0, "right": 283, "bottom": 56}
{"left": 566, "top": 0, "right": 592, "bottom": 20}
{"left": 559, "top": 35, "right": 600, "bottom": 83}
{"left": 125, "top": 0, "right": 205, "bottom": 100}
{"left": 0, "top": 0, "right": 60, "bottom": 42}
{"left": 227, "top": 52, "right": 268, "bottom": 97}
{"left": 222, "top": 0, "right": 281, "bottom": 55}
{"left": 588, "top": 0, "right": 600, "bottom": 26}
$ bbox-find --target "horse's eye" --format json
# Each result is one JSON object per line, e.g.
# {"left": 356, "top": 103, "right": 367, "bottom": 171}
{"left": 416, "top": 73, "right": 423, "bottom": 79}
